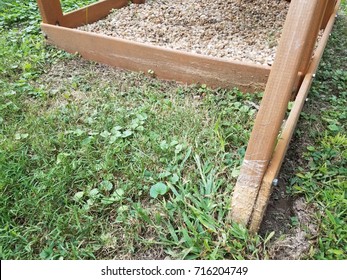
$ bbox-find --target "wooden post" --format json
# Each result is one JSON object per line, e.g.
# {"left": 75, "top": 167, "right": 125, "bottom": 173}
{"left": 298, "top": 1, "right": 329, "bottom": 76}
{"left": 61, "top": 0, "right": 129, "bottom": 28}
{"left": 36, "top": 0, "right": 63, "bottom": 25}
{"left": 292, "top": 0, "right": 329, "bottom": 96}
{"left": 249, "top": 0, "right": 340, "bottom": 232}
{"left": 36, "top": 0, "right": 129, "bottom": 28}
{"left": 231, "top": 0, "right": 329, "bottom": 227}
{"left": 321, "top": 0, "right": 337, "bottom": 29}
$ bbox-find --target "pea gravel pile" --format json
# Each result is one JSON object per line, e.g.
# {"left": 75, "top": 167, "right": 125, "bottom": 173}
{"left": 78, "top": 0, "right": 291, "bottom": 65}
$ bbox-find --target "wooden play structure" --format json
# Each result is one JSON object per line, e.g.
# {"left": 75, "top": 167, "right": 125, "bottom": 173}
{"left": 37, "top": 0, "right": 340, "bottom": 232}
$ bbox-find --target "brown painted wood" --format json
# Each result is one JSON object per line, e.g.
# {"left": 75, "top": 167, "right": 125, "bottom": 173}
{"left": 231, "top": 0, "right": 329, "bottom": 226}
{"left": 41, "top": 23, "right": 270, "bottom": 92}
{"left": 292, "top": 0, "right": 328, "bottom": 98}
{"left": 36, "top": 0, "right": 63, "bottom": 25}
{"left": 37, "top": 0, "right": 129, "bottom": 28}
{"left": 322, "top": 0, "right": 337, "bottom": 29}
{"left": 248, "top": 0, "right": 340, "bottom": 233}
{"left": 37, "top": 0, "right": 339, "bottom": 233}
{"left": 298, "top": 1, "right": 328, "bottom": 76}
{"left": 61, "top": 0, "right": 129, "bottom": 28}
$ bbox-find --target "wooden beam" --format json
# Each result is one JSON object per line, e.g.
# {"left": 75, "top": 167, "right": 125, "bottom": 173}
{"left": 298, "top": 1, "right": 328, "bottom": 77}
{"left": 41, "top": 23, "right": 270, "bottom": 92}
{"left": 292, "top": 0, "right": 328, "bottom": 97}
{"left": 36, "top": 0, "right": 129, "bottom": 28}
{"left": 230, "top": 0, "right": 329, "bottom": 226}
{"left": 321, "top": 0, "right": 337, "bottom": 29}
{"left": 36, "top": 0, "right": 63, "bottom": 25}
{"left": 61, "top": 0, "right": 129, "bottom": 28}
{"left": 249, "top": 0, "right": 340, "bottom": 233}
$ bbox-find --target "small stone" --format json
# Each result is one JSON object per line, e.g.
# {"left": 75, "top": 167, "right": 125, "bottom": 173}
{"left": 78, "top": 0, "right": 293, "bottom": 65}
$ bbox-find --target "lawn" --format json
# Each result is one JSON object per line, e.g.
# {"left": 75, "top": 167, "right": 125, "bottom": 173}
{"left": 0, "top": 0, "right": 346, "bottom": 260}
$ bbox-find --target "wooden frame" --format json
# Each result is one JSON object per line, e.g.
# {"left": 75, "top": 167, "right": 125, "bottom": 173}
{"left": 36, "top": 0, "right": 340, "bottom": 232}
{"left": 37, "top": 0, "right": 271, "bottom": 92}
{"left": 231, "top": 0, "right": 340, "bottom": 231}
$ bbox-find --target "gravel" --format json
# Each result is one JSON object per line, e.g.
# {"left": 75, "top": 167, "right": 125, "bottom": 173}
{"left": 78, "top": 0, "right": 290, "bottom": 65}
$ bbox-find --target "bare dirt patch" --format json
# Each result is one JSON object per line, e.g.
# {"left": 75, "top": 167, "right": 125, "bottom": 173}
{"left": 34, "top": 55, "right": 317, "bottom": 260}
{"left": 260, "top": 135, "right": 319, "bottom": 259}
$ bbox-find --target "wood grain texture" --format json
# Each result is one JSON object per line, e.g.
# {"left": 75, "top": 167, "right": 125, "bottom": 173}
{"left": 37, "top": 0, "right": 129, "bottom": 28}
{"left": 37, "top": 0, "right": 339, "bottom": 232}
{"left": 36, "top": 0, "right": 63, "bottom": 25}
{"left": 41, "top": 24, "right": 270, "bottom": 92}
{"left": 61, "top": 0, "right": 129, "bottom": 28}
{"left": 231, "top": 0, "right": 328, "bottom": 226}
{"left": 321, "top": 0, "right": 337, "bottom": 29}
{"left": 249, "top": 0, "right": 340, "bottom": 233}
{"left": 298, "top": 1, "right": 328, "bottom": 76}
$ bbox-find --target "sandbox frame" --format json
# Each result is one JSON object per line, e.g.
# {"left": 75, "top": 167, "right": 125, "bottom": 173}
{"left": 37, "top": 0, "right": 340, "bottom": 232}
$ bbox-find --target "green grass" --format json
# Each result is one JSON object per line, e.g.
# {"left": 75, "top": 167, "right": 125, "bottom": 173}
{"left": 0, "top": 0, "right": 346, "bottom": 260}
{"left": 289, "top": 11, "right": 347, "bottom": 259}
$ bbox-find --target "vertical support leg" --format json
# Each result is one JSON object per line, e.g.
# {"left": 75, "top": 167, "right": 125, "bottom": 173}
{"left": 249, "top": 0, "right": 340, "bottom": 233}
{"left": 37, "top": 0, "right": 63, "bottom": 25}
{"left": 230, "top": 0, "right": 328, "bottom": 227}
{"left": 321, "top": 0, "right": 337, "bottom": 29}
{"left": 291, "top": 0, "right": 329, "bottom": 96}
{"left": 298, "top": 1, "right": 329, "bottom": 75}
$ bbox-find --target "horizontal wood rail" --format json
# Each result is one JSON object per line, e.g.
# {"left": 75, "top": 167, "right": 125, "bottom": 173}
{"left": 41, "top": 23, "right": 271, "bottom": 92}
{"left": 36, "top": 0, "right": 340, "bottom": 232}
{"left": 62, "top": 0, "right": 129, "bottom": 28}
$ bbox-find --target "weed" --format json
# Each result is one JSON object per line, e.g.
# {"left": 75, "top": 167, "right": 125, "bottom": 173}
{"left": 289, "top": 12, "right": 347, "bottom": 259}
{"left": 0, "top": 0, "right": 346, "bottom": 260}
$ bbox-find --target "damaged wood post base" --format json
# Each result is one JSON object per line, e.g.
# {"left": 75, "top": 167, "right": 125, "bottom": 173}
{"left": 248, "top": 0, "right": 340, "bottom": 233}
{"left": 230, "top": 0, "right": 335, "bottom": 229}
{"left": 35, "top": 0, "right": 339, "bottom": 233}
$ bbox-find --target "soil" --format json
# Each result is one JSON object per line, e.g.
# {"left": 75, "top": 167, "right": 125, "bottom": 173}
{"left": 37, "top": 56, "right": 317, "bottom": 260}
{"left": 259, "top": 177, "right": 294, "bottom": 236}
{"left": 260, "top": 133, "right": 318, "bottom": 259}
